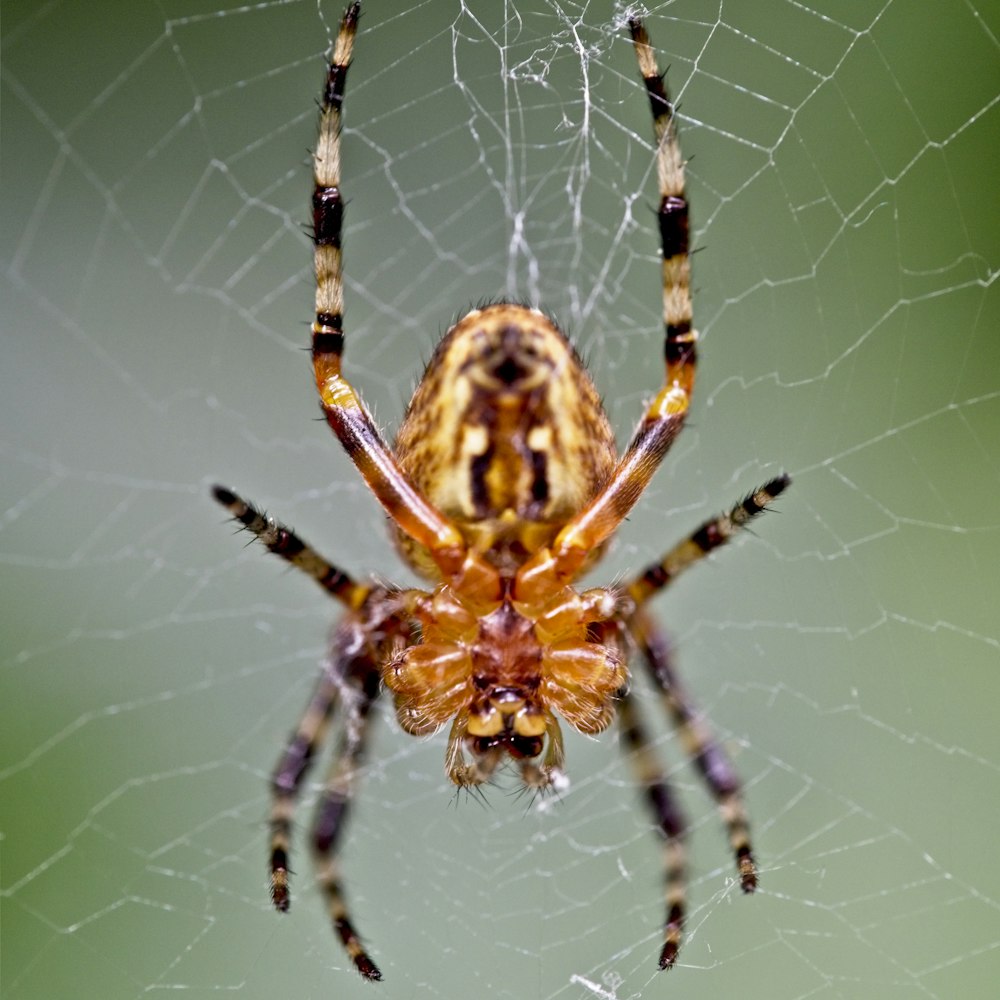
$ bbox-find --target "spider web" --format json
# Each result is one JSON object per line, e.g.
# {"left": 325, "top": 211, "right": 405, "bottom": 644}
{"left": 2, "top": 0, "right": 998, "bottom": 997}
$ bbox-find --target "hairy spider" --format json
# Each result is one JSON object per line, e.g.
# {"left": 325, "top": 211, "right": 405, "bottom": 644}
{"left": 213, "top": 3, "right": 789, "bottom": 980}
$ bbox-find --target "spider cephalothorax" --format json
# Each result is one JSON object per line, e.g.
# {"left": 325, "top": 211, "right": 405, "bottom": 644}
{"left": 214, "top": 2, "right": 789, "bottom": 981}
{"left": 383, "top": 524, "right": 627, "bottom": 788}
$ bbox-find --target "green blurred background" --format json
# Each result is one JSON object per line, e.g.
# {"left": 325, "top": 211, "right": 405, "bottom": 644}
{"left": 3, "top": 1, "right": 998, "bottom": 997}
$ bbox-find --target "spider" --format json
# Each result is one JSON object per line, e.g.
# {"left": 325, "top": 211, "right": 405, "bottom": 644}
{"left": 213, "top": 2, "right": 789, "bottom": 980}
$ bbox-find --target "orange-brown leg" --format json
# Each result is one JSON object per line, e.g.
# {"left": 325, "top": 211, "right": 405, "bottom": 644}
{"left": 309, "top": 3, "right": 472, "bottom": 580}
{"left": 516, "top": 17, "right": 695, "bottom": 592}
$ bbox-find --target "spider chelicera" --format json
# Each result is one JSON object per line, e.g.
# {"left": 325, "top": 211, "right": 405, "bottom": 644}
{"left": 213, "top": 2, "right": 789, "bottom": 980}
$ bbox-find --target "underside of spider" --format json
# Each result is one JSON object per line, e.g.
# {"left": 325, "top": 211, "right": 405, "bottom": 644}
{"left": 213, "top": 1, "right": 790, "bottom": 982}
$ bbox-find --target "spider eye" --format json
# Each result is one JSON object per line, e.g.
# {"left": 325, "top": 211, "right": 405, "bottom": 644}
{"left": 471, "top": 735, "right": 502, "bottom": 755}
{"left": 507, "top": 734, "right": 544, "bottom": 760}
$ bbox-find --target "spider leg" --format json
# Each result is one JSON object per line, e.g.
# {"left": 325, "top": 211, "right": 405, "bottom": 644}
{"left": 632, "top": 612, "right": 758, "bottom": 894}
{"left": 267, "top": 613, "right": 387, "bottom": 979}
{"left": 268, "top": 657, "right": 344, "bottom": 914}
{"left": 311, "top": 652, "right": 383, "bottom": 980}
{"left": 617, "top": 687, "right": 688, "bottom": 970}
{"left": 212, "top": 485, "right": 371, "bottom": 610}
{"left": 309, "top": 3, "right": 473, "bottom": 580}
{"left": 625, "top": 475, "right": 790, "bottom": 607}
{"left": 629, "top": 16, "right": 694, "bottom": 382}
{"left": 516, "top": 19, "right": 694, "bottom": 591}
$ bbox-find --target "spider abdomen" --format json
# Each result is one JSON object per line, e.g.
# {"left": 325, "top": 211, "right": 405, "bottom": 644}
{"left": 394, "top": 303, "right": 616, "bottom": 576}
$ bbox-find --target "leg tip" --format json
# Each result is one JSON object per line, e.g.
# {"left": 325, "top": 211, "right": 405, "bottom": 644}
{"left": 270, "top": 869, "right": 291, "bottom": 912}
{"left": 356, "top": 955, "right": 382, "bottom": 981}
{"left": 658, "top": 942, "right": 678, "bottom": 970}
{"left": 211, "top": 483, "right": 237, "bottom": 507}
{"left": 739, "top": 854, "right": 758, "bottom": 893}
